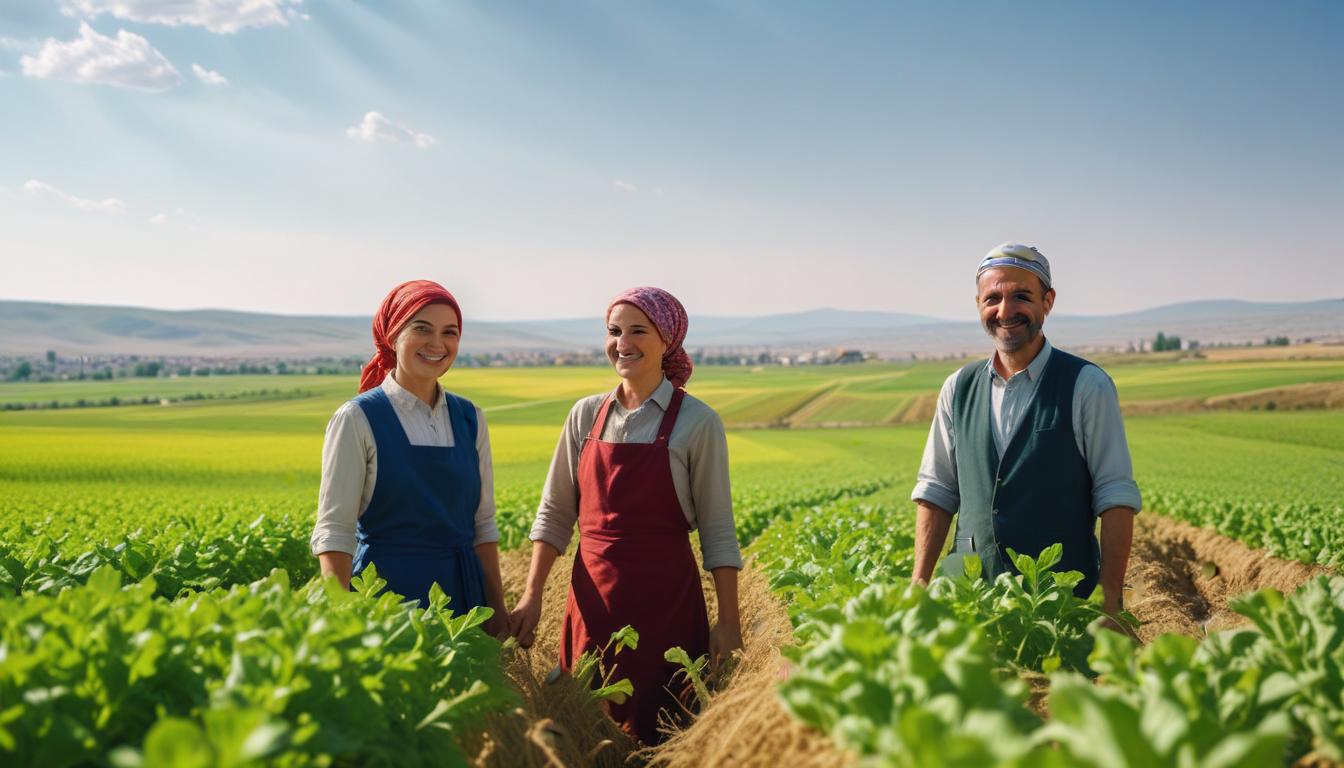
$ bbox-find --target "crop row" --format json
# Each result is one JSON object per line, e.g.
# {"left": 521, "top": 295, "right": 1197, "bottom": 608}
{"left": 749, "top": 497, "right": 1344, "bottom": 766}
{"left": 1145, "top": 488, "right": 1344, "bottom": 568}
{"left": 0, "top": 514, "right": 313, "bottom": 599}
{"left": 0, "top": 565, "right": 514, "bottom": 768}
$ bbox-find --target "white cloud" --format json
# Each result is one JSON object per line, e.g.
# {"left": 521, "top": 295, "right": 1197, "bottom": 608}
{"left": 613, "top": 179, "right": 638, "bottom": 193}
{"left": 21, "top": 23, "right": 181, "bottom": 91}
{"left": 150, "top": 207, "right": 203, "bottom": 225}
{"left": 191, "top": 63, "right": 228, "bottom": 86}
{"left": 59, "top": 0, "right": 306, "bottom": 35}
{"left": 24, "top": 179, "right": 127, "bottom": 214}
{"left": 345, "top": 112, "right": 436, "bottom": 149}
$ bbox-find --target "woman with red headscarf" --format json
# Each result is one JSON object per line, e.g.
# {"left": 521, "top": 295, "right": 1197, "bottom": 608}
{"left": 310, "top": 280, "right": 507, "bottom": 635}
{"left": 509, "top": 287, "right": 743, "bottom": 744}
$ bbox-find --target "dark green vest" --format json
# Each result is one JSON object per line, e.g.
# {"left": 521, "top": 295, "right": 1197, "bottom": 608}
{"left": 942, "top": 348, "right": 1099, "bottom": 597}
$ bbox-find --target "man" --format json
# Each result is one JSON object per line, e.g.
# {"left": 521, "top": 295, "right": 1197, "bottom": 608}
{"left": 911, "top": 243, "right": 1140, "bottom": 618}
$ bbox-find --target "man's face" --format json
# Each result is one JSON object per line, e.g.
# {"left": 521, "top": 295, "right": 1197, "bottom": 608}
{"left": 976, "top": 267, "right": 1055, "bottom": 354}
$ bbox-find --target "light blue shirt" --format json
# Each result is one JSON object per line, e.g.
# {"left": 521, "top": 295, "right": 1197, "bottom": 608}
{"left": 912, "top": 339, "right": 1142, "bottom": 517}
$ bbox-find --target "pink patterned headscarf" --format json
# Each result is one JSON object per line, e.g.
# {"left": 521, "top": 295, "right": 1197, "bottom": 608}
{"left": 606, "top": 286, "right": 693, "bottom": 388}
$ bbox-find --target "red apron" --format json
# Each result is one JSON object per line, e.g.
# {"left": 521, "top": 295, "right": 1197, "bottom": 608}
{"left": 558, "top": 387, "right": 711, "bottom": 745}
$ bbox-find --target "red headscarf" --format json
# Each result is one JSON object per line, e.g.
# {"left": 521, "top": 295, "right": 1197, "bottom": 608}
{"left": 606, "top": 286, "right": 693, "bottom": 388}
{"left": 359, "top": 280, "right": 462, "bottom": 393}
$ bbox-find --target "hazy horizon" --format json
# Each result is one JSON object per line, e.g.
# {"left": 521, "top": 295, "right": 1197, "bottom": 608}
{"left": 3, "top": 2, "right": 1340, "bottom": 320}
{"left": 1, "top": 294, "right": 1340, "bottom": 326}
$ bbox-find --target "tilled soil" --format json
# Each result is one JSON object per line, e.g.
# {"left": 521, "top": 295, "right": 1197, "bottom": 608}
{"left": 1124, "top": 512, "right": 1325, "bottom": 643}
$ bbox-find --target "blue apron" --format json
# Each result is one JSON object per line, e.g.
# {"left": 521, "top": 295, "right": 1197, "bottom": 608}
{"left": 350, "top": 386, "right": 487, "bottom": 612}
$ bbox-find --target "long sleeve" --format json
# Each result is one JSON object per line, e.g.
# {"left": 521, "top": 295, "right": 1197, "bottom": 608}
{"left": 910, "top": 372, "right": 961, "bottom": 514}
{"left": 529, "top": 400, "right": 585, "bottom": 554}
{"left": 1073, "top": 367, "right": 1143, "bottom": 515}
{"left": 687, "top": 410, "right": 742, "bottom": 570}
{"left": 311, "top": 402, "right": 373, "bottom": 556}
{"left": 472, "top": 405, "right": 500, "bottom": 545}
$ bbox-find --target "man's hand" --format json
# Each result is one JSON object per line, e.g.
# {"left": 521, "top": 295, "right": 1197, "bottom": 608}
{"left": 1099, "top": 506, "right": 1136, "bottom": 620}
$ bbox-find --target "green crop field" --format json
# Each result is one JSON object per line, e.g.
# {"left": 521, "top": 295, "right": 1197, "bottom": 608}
{"left": 2, "top": 353, "right": 1343, "bottom": 766}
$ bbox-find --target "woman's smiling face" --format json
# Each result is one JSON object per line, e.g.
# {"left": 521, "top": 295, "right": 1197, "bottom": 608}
{"left": 393, "top": 302, "right": 460, "bottom": 383}
{"left": 606, "top": 302, "right": 667, "bottom": 382}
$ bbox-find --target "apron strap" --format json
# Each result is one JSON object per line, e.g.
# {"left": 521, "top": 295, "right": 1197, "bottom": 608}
{"left": 587, "top": 394, "right": 617, "bottom": 443}
{"left": 656, "top": 388, "right": 686, "bottom": 443}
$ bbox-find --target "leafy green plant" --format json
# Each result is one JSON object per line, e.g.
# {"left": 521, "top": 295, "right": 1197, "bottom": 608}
{"left": 1229, "top": 577, "right": 1344, "bottom": 759}
{"left": 930, "top": 545, "right": 1128, "bottom": 674}
{"left": 0, "top": 563, "right": 516, "bottom": 767}
{"left": 778, "top": 582, "right": 1052, "bottom": 766}
{"left": 572, "top": 626, "right": 640, "bottom": 704}
{"left": 663, "top": 648, "right": 711, "bottom": 709}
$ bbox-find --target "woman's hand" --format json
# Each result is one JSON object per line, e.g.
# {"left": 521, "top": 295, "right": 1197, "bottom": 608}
{"left": 481, "top": 611, "right": 510, "bottom": 641}
{"left": 509, "top": 591, "right": 543, "bottom": 648}
{"left": 708, "top": 566, "right": 742, "bottom": 673}
{"left": 709, "top": 620, "right": 743, "bottom": 671}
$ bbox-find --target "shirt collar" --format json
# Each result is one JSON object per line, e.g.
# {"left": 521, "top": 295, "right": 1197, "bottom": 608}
{"left": 382, "top": 372, "right": 443, "bottom": 414}
{"left": 988, "top": 338, "right": 1053, "bottom": 382}
{"left": 610, "top": 376, "right": 674, "bottom": 412}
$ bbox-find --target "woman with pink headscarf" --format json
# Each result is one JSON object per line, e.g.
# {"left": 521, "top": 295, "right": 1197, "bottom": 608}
{"left": 310, "top": 280, "right": 508, "bottom": 637}
{"left": 510, "top": 287, "right": 743, "bottom": 745}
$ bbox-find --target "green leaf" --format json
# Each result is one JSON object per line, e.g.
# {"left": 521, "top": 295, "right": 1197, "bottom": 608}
{"left": 962, "top": 553, "right": 983, "bottom": 581}
{"left": 416, "top": 680, "right": 491, "bottom": 731}
{"left": 141, "top": 718, "right": 213, "bottom": 768}
{"left": 665, "top": 646, "right": 711, "bottom": 707}
{"left": 611, "top": 625, "right": 639, "bottom": 654}
{"left": 1035, "top": 543, "right": 1063, "bottom": 574}
{"left": 427, "top": 581, "right": 450, "bottom": 612}
{"left": 87, "top": 564, "right": 122, "bottom": 596}
{"left": 1007, "top": 547, "right": 1036, "bottom": 584}
{"left": 590, "top": 678, "right": 634, "bottom": 705}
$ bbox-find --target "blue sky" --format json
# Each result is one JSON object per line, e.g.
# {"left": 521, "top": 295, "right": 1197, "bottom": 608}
{"left": 1, "top": 1, "right": 1340, "bottom": 321}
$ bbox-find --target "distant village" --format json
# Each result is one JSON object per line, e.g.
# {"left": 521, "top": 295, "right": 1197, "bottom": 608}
{"left": 0, "top": 346, "right": 881, "bottom": 383}
{"left": 0, "top": 332, "right": 1326, "bottom": 384}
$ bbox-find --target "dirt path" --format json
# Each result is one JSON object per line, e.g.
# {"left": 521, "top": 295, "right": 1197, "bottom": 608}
{"left": 1125, "top": 512, "right": 1326, "bottom": 643}
{"left": 470, "top": 547, "right": 848, "bottom": 767}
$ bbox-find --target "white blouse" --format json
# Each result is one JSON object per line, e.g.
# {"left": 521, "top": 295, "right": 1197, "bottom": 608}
{"left": 310, "top": 374, "right": 498, "bottom": 556}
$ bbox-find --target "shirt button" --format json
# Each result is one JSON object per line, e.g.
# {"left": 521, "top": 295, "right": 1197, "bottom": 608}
{"left": 992, "top": 508, "right": 1002, "bottom": 516}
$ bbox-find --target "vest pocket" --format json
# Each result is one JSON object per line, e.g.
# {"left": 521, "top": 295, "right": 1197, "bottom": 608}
{"left": 954, "top": 535, "right": 976, "bottom": 552}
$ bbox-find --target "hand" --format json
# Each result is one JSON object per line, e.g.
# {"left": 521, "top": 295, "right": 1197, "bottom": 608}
{"left": 708, "top": 621, "right": 743, "bottom": 671}
{"left": 509, "top": 592, "right": 543, "bottom": 648}
{"left": 481, "top": 607, "right": 510, "bottom": 642}
{"left": 1098, "top": 601, "right": 1134, "bottom": 638}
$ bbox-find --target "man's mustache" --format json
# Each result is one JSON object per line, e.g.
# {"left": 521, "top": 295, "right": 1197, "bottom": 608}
{"left": 990, "top": 315, "right": 1029, "bottom": 329}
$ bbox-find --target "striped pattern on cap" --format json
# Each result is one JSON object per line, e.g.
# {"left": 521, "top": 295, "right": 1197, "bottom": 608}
{"left": 977, "top": 243, "right": 1052, "bottom": 289}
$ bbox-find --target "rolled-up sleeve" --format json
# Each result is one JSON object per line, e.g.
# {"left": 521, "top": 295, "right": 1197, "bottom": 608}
{"left": 311, "top": 403, "right": 371, "bottom": 556}
{"left": 472, "top": 406, "right": 500, "bottom": 546}
{"left": 1074, "top": 367, "right": 1143, "bottom": 515}
{"left": 910, "top": 372, "right": 961, "bottom": 514}
{"left": 688, "top": 412, "right": 742, "bottom": 571}
{"left": 530, "top": 402, "right": 583, "bottom": 554}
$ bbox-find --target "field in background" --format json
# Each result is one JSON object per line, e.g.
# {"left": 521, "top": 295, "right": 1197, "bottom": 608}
{"left": 3, "top": 352, "right": 1342, "bottom": 558}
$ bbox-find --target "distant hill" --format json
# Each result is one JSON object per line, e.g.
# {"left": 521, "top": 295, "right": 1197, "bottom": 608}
{"left": 0, "top": 299, "right": 1340, "bottom": 358}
